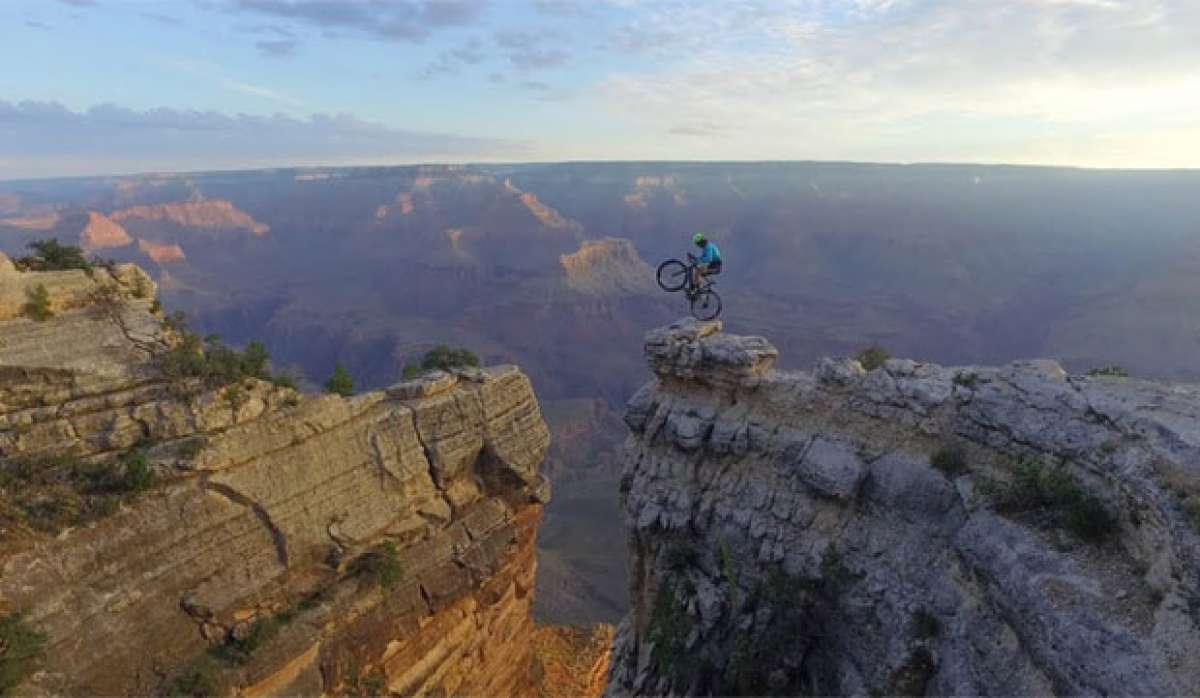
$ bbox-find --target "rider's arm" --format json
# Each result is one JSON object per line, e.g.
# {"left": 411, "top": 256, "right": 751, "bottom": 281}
{"left": 697, "top": 244, "right": 714, "bottom": 265}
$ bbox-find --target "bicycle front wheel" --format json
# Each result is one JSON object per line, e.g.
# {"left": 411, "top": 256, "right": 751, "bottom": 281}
{"left": 656, "top": 259, "right": 689, "bottom": 292}
{"left": 690, "top": 288, "right": 722, "bottom": 321}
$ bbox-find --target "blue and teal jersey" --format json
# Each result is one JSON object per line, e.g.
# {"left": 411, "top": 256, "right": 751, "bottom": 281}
{"left": 698, "top": 241, "right": 722, "bottom": 265}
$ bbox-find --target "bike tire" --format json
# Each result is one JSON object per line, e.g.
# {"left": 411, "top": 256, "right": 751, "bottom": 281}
{"left": 656, "top": 259, "right": 689, "bottom": 292}
{"left": 690, "top": 288, "right": 722, "bottom": 321}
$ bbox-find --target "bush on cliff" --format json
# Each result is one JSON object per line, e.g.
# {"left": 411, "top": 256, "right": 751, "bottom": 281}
{"left": 855, "top": 345, "right": 890, "bottom": 371}
{"left": 325, "top": 363, "right": 355, "bottom": 397}
{"left": 15, "top": 238, "right": 92, "bottom": 273}
{"left": 352, "top": 541, "right": 401, "bottom": 590}
{"left": 1087, "top": 365, "right": 1129, "bottom": 378}
{"left": 982, "top": 459, "right": 1118, "bottom": 542}
{"left": 402, "top": 345, "right": 480, "bottom": 379}
{"left": 0, "top": 612, "right": 47, "bottom": 693}
{"left": 22, "top": 284, "right": 53, "bottom": 321}
{"left": 156, "top": 313, "right": 289, "bottom": 390}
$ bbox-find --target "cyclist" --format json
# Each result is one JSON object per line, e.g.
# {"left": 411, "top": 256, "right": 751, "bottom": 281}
{"left": 688, "top": 233, "right": 722, "bottom": 297}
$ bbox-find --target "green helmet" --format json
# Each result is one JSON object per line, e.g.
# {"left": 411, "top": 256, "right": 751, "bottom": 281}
{"left": 692, "top": 233, "right": 707, "bottom": 245}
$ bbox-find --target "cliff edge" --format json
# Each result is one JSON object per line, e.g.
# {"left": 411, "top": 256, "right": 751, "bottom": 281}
{"left": 0, "top": 252, "right": 553, "bottom": 696}
{"left": 608, "top": 319, "right": 1200, "bottom": 696}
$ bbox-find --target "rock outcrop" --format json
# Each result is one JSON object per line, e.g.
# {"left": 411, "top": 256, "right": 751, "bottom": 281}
{"left": 0, "top": 262, "right": 555, "bottom": 695}
{"left": 608, "top": 319, "right": 1200, "bottom": 696}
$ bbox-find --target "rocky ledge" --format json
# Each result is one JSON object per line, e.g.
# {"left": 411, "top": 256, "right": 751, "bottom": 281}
{"left": 0, "top": 256, "right": 553, "bottom": 696}
{"left": 608, "top": 319, "right": 1200, "bottom": 696}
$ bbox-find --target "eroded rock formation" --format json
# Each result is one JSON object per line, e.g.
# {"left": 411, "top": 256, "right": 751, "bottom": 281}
{"left": 0, "top": 257, "right": 556, "bottom": 696}
{"left": 609, "top": 319, "right": 1200, "bottom": 696}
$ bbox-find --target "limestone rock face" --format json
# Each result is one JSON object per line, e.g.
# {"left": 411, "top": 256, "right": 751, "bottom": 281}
{"left": 0, "top": 263, "right": 552, "bottom": 696}
{"left": 608, "top": 321, "right": 1200, "bottom": 697}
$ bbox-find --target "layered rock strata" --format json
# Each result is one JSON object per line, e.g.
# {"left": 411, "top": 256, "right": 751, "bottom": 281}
{"left": 609, "top": 319, "right": 1200, "bottom": 696}
{"left": 0, "top": 257, "right": 552, "bottom": 696}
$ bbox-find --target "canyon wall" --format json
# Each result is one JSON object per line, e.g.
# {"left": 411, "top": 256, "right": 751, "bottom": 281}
{"left": 608, "top": 319, "right": 1200, "bottom": 696}
{"left": 0, "top": 252, "right": 555, "bottom": 696}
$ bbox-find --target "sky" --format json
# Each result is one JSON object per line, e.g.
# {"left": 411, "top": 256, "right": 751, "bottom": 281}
{"left": 2, "top": 0, "right": 1199, "bottom": 178}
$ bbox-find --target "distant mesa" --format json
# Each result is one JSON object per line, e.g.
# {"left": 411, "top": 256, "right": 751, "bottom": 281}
{"left": 560, "top": 237, "right": 653, "bottom": 295}
{"left": 624, "top": 175, "right": 687, "bottom": 209}
{"left": 111, "top": 200, "right": 269, "bottom": 235}
{"left": 505, "top": 178, "right": 582, "bottom": 232}
{"left": 0, "top": 212, "right": 62, "bottom": 231}
{"left": 80, "top": 212, "right": 134, "bottom": 250}
{"left": 137, "top": 238, "right": 186, "bottom": 263}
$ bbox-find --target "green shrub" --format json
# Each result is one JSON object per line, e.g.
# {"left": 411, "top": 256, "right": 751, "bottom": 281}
{"left": 210, "top": 616, "right": 283, "bottom": 666}
{"left": 403, "top": 345, "right": 481, "bottom": 380}
{"left": 855, "top": 345, "right": 890, "bottom": 371}
{"left": 984, "top": 459, "right": 1119, "bottom": 542}
{"left": 952, "top": 371, "right": 979, "bottom": 388}
{"left": 17, "top": 238, "right": 92, "bottom": 272}
{"left": 1182, "top": 496, "right": 1200, "bottom": 534}
{"left": 647, "top": 581, "right": 694, "bottom": 683}
{"left": 353, "top": 541, "right": 401, "bottom": 591}
{"left": 912, "top": 608, "right": 941, "bottom": 640}
{"left": 223, "top": 385, "right": 248, "bottom": 412}
{"left": 410, "top": 346, "right": 481, "bottom": 378}
{"left": 156, "top": 317, "right": 285, "bottom": 389}
{"left": 271, "top": 372, "right": 298, "bottom": 390}
{"left": 22, "top": 284, "right": 53, "bottom": 321}
{"left": 930, "top": 445, "right": 968, "bottom": 476}
{"left": 167, "top": 656, "right": 218, "bottom": 697}
{"left": 325, "top": 363, "right": 355, "bottom": 397}
{"left": 175, "top": 439, "right": 206, "bottom": 460}
{"left": 120, "top": 450, "right": 155, "bottom": 493}
{"left": 661, "top": 544, "right": 699, "bottom": 571}
{"left": 0, "top": 612, "right": 47, "bottom": 694}
{"left": 1088, "top": 365, "right": 1129, "bottom": 378}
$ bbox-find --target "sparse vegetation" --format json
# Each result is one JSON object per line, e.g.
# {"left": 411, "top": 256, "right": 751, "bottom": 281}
{"left": 325, "top": 363, "right": 355, "bottom": 397}
{"left": 1183, "top": 496, "right": 1200, "bottom": 534}
{"left": 402, "top": 345, "right": 481, "bottom": 379}
{"left": 717, "top": 537, "right": 739, "bottom": 606}
{"left": 662, "top": 543, "right": 699, "bottom": 571}
{"left": 930, "top": 444, "right": 968, "bottom": 477}
{"left": 855, "top": 345, "right": 890, "bottom": 371}
{"left": 167, "top": 656, "right": 218, "bottom": 697}
{"left": 723, "top": 566, "right": 813, "bottom": 696}
{"left": 913, "top": 608, "right": 941, "bottom": 640}
{"left": 0, "top": 612, "right": 48, "bottom": 694}
{"left": 353, "top": 541, "right": 401, "bottom": 591}
{"left": 15, "top": 238, "right": 92, "bottom": 273}
{"left": 223, "top": 385, "right": 248, "bottom": 413}
{"left": 22, "top": 284, "right": 53, "bottom": 321}
{"left": 343, "top": 665, "right": 388, "bottom": 698}
{"left": 1088, "top": 365, "right": 1129, "bottom": 378}
{"left": 952, "top": 371, "right": 979, "bottom": 388}
{"left": 646, "top": 580, "right": 695, "bottom": 685}
{"left": 0, "top": 448, "right": 158, "bottom": 533}
{"left": 209, "top": 616, "right": 284, "bottom": 666}
{"left": 156, "top": 314, "right": 288, "bottom": 392}
{"left": 981, "top": 459, "right": 1118, "bottom": 542}
{"left": 819, "top": 543, "right": 858, "bottom": 592}
{"left": 175, "top": 439, "right": 206, "bottom": 460}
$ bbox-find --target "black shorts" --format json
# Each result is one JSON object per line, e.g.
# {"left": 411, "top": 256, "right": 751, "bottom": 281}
{"left": 706, "top": 260, "right": 722, "bottom": 274}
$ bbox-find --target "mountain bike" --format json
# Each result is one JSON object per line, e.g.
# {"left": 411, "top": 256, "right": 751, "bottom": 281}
{"left": 656, "top": 254, "right": 722, "bottom": 321}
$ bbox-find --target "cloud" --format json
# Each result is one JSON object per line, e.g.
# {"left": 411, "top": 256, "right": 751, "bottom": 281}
{"left": 595, "top": 0, "right": 1200, "bottom": 166}
{"left": 495, "top": 28, "right": 570, "bottom": 71}
{"left": 421, "top": 36, "right": 486, "bottom": 77}
{"left": 0, "top": 101, "right": 524, "bottom": 179}
{"left": 256, "top": 38, "right": 298, "bottom": 57}
{"left": 140, "top": 12, "right": 185, "bottom": 26}
{"left": 231, "top": 0, "right": 487, "bottom": 42}
{"left": 55, "top": 0, "right": 95, "bottom": 6}
{"left": 24, "top": 20, "right": 51, "bottom": 30}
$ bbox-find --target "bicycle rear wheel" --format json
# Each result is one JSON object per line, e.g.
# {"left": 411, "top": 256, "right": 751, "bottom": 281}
{"left": 690, "top": 288, "right": 722, "bottom": 321}
{"left": 656, "top": 259, "right": 689, "bottom": 292}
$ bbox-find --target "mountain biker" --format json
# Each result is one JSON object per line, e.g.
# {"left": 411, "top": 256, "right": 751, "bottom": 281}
{"left": 688, "top": 233, "right": 722, "bottom": 296}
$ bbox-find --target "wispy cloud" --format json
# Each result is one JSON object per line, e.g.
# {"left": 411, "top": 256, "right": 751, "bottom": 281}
{"left": 0, "top": 100, "right": 525, "bottom": 179}
{"left": 230, "top": 0, "right": 488, "bottom": 42}
{"left": 256, "top": 38, "right": 297, "bottom": 57}
{"left": 495, "top": 27, "right": 570, "bottom": 71}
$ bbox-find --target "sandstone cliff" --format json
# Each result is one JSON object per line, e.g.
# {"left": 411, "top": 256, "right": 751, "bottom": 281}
{"left": 0, "top": 253, "right": 555, "bottom": 696}
{"left": 609, "top": 319, "right": 1200, "bottom": 696}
